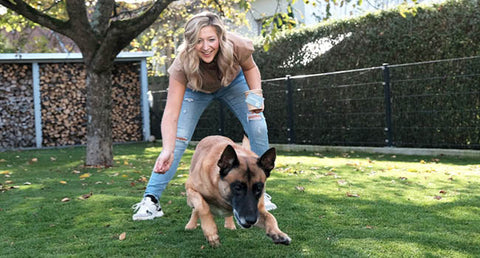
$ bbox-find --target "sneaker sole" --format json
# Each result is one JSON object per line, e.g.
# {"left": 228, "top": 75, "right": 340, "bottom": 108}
{"left": 132, "top": 211, "right": 164, "bottom": 221}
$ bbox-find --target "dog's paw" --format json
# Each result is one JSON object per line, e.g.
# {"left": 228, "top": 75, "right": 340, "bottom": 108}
{"left": 185, "top": 221, "right": 198, "bottom": 230}
{"left": 224, "top": 217, "right": 236, "bottom": 230}
{"left": 268, "top": 232, "right": 291, "bottom": 245}
{"left": 206, "top": 234, "right": 221, "bottom": 248}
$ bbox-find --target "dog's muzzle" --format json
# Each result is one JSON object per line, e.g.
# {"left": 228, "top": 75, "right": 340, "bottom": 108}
{"left": 233, "top": 209, "right": 258, "bottom": 228}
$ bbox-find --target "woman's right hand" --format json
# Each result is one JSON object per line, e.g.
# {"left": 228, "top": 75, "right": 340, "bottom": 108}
{"left": 153, "top": 150, "right": 174, "bottom": 174}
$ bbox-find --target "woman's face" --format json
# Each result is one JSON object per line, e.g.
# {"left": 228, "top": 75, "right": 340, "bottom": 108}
{"left": 195, "top": 25, "right": 219, "bottom": 64}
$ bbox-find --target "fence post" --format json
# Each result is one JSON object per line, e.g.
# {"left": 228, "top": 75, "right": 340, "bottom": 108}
{"left": 285, "top": 75, "right": 295, "bottom": 144}
{"left": 382, "top": 63, "right": 393, "bottom": 147}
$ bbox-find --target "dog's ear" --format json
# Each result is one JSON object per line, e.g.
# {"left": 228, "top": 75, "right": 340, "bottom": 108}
{"left": 218, "top": 145, "right": 239, "bottom": 178}
{"left": 258, "top": 147, "right": 276, "bottom": 178}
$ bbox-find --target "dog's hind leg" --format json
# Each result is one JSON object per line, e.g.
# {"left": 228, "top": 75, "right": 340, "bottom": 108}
{"left": 185, "top": 209, "right": 199, "bottom": 230}
{"left": 224, "top": 216, "right": 236, "bottom": 230}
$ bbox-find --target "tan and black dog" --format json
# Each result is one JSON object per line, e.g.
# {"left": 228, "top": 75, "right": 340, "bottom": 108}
{"left": 185, "top": 135, "right": 291, "bottom": 247}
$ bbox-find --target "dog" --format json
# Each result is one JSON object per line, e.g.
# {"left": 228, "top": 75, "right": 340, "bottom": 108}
{"left": 185, "top": 135, "right": 291, "bottom": 247}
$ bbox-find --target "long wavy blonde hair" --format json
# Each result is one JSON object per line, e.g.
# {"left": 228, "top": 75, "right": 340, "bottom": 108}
{"left": 177, "top": 11, "right": 236, "bottom": 90}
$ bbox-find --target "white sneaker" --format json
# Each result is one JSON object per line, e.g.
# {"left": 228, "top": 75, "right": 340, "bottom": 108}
{"left": 132, "top": 196, "right": 164, "bottom": 221}
{"left": 264, "top": 193, "right": 277, "bottom": 211}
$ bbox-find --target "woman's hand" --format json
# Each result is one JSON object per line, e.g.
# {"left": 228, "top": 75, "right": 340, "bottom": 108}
{"left": 153, "top": 150, "right": 174, "bottom": 174}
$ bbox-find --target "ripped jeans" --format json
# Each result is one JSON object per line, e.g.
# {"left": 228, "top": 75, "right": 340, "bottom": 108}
{"left": 144, "top": 71, "right": 269, "bottom": 201}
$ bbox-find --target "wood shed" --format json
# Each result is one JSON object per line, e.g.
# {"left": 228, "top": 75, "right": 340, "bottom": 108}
{"left": 0, "top": 52, "right": 152, "bottom": 149}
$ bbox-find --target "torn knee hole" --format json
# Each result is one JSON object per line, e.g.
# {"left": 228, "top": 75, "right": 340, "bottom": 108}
{"left": 176, "top": 137, "right": 187, "bottom": 141}
{"left": 247, "top": 113, "right": 262, "bottom": 121}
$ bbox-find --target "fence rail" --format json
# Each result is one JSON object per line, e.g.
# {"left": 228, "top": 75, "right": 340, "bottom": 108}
{"left": 149, "top": 56, "right": 480, "bottom": 150}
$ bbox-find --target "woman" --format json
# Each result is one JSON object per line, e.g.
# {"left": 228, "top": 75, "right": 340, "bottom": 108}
{"left": 133, "top": 11, "right": 277, "bottom": 220}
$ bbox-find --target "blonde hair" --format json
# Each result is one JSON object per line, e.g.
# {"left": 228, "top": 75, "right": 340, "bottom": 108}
{"left": 177, "top": 11, "right": 236, "bottom": 90}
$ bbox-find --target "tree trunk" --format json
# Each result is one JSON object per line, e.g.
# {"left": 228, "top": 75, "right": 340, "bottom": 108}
{"left": 85, "top": 66, "right": 113, "bottom": 167}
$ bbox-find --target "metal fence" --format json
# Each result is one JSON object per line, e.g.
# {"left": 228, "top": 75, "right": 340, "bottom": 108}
{"left": 149, "top": 56, "right": 480, "bottom": 149}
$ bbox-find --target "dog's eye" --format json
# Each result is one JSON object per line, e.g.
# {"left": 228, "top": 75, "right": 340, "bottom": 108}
{"left": 232, "top": 182, "right": 245, "bottom": 192}
{"left": 253, "top": 182, "right": 264, "bottom": 196}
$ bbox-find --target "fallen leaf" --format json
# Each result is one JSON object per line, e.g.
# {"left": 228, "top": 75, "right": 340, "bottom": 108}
{"left": 346, "top": 192, "right": 360, "bottom": 197}
{"left": 50, "top": 157, "right": 56, "bottom": 161}
{"left": 119, "top": 232, "right": 126, "bottom": 241}
{"left": 79, "top": 173, "right": 91, "bottom": 179}
{"left": 399, "top": 177, "right": 407, "bottom": 180}
{"left": 295, "top": 186, "right": 305, "bottom": 192}
{"left": 434, "top": 195, "right": 442, "bottom": 200}
{"left": 31, "top": 158, "right": 38, "bottom": 162}
{"left": 79, "top": 192, "right": 93, "bottom": 200}
{"left": 60, "top": 181, "right": 67, "bottom": 184}
{"left": 61, "top": 197, "right": 70, "bottom": 202}
{"left": 420, "top": 160, "right": 426, "bottom": 164}
{"left": 365, "top": 225, "right": 374, "bottom": 229}
{"left": 72, "top": 170, "right": 81, "bottom": 174}
{"left": 439, "top": 190, "right": 447, "bottom": 194}
{"left": 407, "top": 168, "right": 418, "bottom": 172}
{"left": 5, "top": 180, "right": 13, "bottom": 184}
{"left": 24, "top": 182, "right": 32, "bottom": 185}
{"left": 0, "top": 171, "right": 10, "bottom": 175}
{"left": 123, "top": 160, "right": 129, "bottom": 165}
{"left": 337, "top": 180, "right": 348, "bottom": 186}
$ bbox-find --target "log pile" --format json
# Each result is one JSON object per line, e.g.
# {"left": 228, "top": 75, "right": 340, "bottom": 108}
{"left": 40, "top": 63, "right": 87, "bottom": 146}
{"left": 0, "top": 64, "right": 36, "bottom": 148}
{"left": 38, "top": 62, "right": 142, "bottom": 147}
{"left": 112, "top": 63, "right": 142, "bottom": 142}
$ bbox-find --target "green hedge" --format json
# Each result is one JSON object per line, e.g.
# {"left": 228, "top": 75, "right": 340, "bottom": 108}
{"left": 149, "top": 0, "right": 480, "bottom": 149}
{"left": 253, "top": 0, "right": 480, "bottom": 79}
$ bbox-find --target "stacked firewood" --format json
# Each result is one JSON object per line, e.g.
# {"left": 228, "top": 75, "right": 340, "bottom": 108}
{"left": 40, "top": 63, "right": 88, "bottom": 146}
{"left": 111, "top": 63, "right": 142, "bottom": 142}
{"left": 0, "top": 64, "right": 36, "bottom": 148}
{"left": 39, "top": 62, "right": 142, "bottom": 147}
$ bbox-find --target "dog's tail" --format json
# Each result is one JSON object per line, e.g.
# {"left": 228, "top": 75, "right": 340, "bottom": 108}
{"left": 241, "top": 134, "right": 251, "bottom": 150}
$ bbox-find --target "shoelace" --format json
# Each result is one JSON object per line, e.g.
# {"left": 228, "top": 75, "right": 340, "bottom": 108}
{"left": 264, "top": 193, "right": 272, "bottom": 201}
{"left": 131, "top": 200, "right": 147, "bottom": 211}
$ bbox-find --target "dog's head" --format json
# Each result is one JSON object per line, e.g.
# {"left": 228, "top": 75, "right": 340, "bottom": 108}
{"left": 217, "top": 145, "right": 276, "bottom": 228}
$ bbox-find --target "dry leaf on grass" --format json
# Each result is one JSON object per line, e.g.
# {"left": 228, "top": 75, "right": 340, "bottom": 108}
{"left": 119, "top": 232, "right": 126, "bottom": 241}
{"left": 346, "top": 192, "right": 360, "bottom": 197}
{"left": 295, "top": 186, "right": 305, "bottom": 192}
{"left": 79, "top": 173, "right": 91, "bottom": 179}
{"left": 61, "top": 198, "right": 70, "bottom": 202}
{"left": 434, "top": 195, "right": 442, "bottom": 200}
{"left": 439, "top": 190, "right": 447, "bottom": 194}
{"left": 79, "top": 192, "right": 93, "bottom": 200}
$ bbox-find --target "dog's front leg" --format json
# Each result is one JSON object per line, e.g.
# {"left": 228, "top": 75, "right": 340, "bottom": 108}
{"left": 224, "top": 216, "right": 236, "bottom": 230}
{"left": 256, "top": 210, "right": 291, "bottom": 245}
{"left": 186, "top": 188, "right": 221, "bottom": 247}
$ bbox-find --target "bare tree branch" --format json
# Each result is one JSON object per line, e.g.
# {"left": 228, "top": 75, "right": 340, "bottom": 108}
{"left": 91, "top": 0, "right": 115, "bottom": 36}
{"left": 97, "top": 0, "right": 175, "bottom": 60}
{"left": 0, "top": 0, "right": 69, "bottom": 34}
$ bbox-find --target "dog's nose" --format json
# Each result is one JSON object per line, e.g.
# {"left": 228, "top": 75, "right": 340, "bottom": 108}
{"left": 242, "top": 215, "right": 258, "bottom": 228}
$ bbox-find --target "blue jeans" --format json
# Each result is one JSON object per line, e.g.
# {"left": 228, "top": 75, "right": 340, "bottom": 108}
{"left": 144, "top": 71, "right": 269, "bottom": 201}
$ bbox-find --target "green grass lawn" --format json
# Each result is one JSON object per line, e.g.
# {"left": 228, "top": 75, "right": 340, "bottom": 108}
{"left": 1, "top": 142, "right": 479, "bottom": 257}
